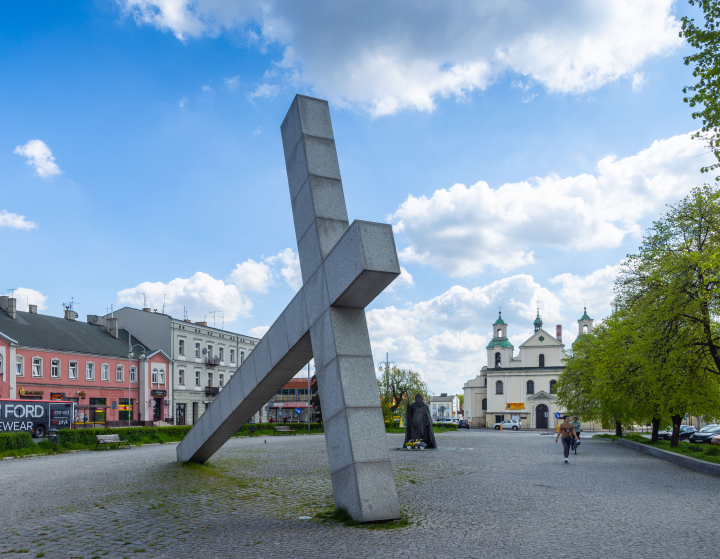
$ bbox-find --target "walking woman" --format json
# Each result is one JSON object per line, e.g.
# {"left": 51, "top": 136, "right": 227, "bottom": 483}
{"left": 555, "top": 415, "right": 579, "bottom": 463}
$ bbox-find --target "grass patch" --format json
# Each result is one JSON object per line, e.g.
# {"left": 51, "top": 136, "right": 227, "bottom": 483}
{"left": 314, "top": 507, "right": 411, "bottom": 530}
{"left": 594, "top": 433, "right": 720, "bottom": 463}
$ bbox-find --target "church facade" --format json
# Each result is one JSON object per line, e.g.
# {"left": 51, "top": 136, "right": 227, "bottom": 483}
{"left": 463, "top": 309, "right": 594, "bottom": 429}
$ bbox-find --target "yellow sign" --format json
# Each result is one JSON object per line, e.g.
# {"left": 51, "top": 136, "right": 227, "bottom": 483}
{"left": 19, "top": 388, "right": 44, "bottom": 396}
{"left": 506, "top": 403, "right": 524, "bottom": 410}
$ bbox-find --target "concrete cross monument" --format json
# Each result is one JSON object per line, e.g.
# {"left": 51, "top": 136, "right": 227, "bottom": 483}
{"left": 176, "top": 94, "right": 402, "bottom": 522}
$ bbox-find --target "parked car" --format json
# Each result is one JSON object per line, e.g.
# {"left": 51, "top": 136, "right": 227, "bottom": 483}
{"left": 457, "top": 420, "right": 470, "bottom": 429}
{"left": 436, "top": 418, "right": 455, "bottom": 426}
{"left": 658, "top": 425, "right": 696, "bottom": 440}
{"left": 493, "top": 419, "right": 521, "bottom": 431}
{"left": 688, "top": 424, "right": 720, "bottom": 444}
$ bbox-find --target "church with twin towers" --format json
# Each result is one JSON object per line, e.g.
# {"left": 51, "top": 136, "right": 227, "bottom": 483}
{"left": 463, "top": 308, "right": 594, "bottom": 429}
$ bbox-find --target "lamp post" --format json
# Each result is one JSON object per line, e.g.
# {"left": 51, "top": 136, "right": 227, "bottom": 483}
{"left": 128, "top": 342, "right": 146, "bottom": 427}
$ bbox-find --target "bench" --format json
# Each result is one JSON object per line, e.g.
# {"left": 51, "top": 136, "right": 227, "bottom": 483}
{"left": 95, "top": 433, "right": 131, "bottom": 451}
{"left": 273, "top": 425, "right": 296, "bottom": 435}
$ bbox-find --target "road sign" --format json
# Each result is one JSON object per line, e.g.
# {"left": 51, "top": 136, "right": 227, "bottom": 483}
{"left": 294, "top": 408, "right": 302, "bottom": 415}
{"left": 554, "top": 412, "right": 561, "bottom": 419}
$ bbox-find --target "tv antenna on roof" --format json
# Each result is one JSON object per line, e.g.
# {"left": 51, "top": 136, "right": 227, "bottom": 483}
{"left": 209, "top": 310, "right": 223, "bottom": 328}
{"left": 8, "top": 288, "right": 17, "bottom": 297}
{"left": 62, "top": 296, "right": 78, "bottom": 311}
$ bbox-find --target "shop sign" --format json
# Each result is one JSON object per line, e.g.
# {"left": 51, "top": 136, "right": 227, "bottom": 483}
{"left": 50, "top": 392, "right": 65, "bottom": 400}
{"left": 506, "top": 403, "right": 524, "bottom": 410}
{"left": 18, "top": 388, "right": 44, "bottom": 397}
{"left": 151, "top": 390, "right": 167, "bottom": 397}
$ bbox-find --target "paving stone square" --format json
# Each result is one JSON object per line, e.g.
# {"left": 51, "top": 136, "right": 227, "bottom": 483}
{"left": 1, "top": 430, "right": 719, "bottom": 558}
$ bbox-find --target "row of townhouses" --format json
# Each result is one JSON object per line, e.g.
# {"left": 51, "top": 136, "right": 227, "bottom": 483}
{"left": 0, "top": 297, "right": 319, "bottom": 427}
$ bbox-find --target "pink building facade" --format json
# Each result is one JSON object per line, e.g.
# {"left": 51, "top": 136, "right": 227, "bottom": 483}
{"left": 0, "top": 297, "right": 171, "bottom": 426}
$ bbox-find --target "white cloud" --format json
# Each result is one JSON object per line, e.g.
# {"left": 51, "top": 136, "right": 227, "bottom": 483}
{"left": 201, "top": 84, "right": 212, "bottom": 92}
{"left": 117, "top": 272, "right": 252, "bottom": 323}
{"left": 367, "top": 274, "right": 565, "bottom": 393}
{"left": 385, "top": 266, "right": 415, "bottom": 293}
{"left": 0, "top": 210, "right": 36, "bottom": 230}
{"left": 14, "top": 139, "right": 61, "bottom": 178}
{"left": 246, "top": 83, "right": 280, "bottom": 100}
{"left": 632, "top": 72, "right": 645, "bottom": 92}
{"left": 252, "top": 127, "right": 262, "bottom": 135}
{"left": 228, "top": 258, "right": 273, "bottom": 293}
{"left": 225, "top": 76, "right": 240, "bottom": 90}
{"left": 178, "top": 96, "right": 187, "bottom": 108}
{"left": 390, "top": 132, "right": 713, "bottom": 276}
{"left": 550, "top": 264, "right": 621, "bottom": 325}
{"left": 265, "top": 248, "right": 302, "bottom": 291}
{"left": 13, "top": 288, "right": 48, "bottom": 312}
{"left": 118, "top": 0, "right": 681, "bottom": 116}
{"left": 249, "top": 325, "right": 270, "bottom": 338}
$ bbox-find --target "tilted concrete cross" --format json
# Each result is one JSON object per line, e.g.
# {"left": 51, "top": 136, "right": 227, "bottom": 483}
{"left": 176, "top": 95, "right": 401, "bottom": 522}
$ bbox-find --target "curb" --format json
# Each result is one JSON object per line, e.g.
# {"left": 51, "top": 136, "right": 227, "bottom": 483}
{"left": 615, "top": 438, "right": 720, "bottom": 476}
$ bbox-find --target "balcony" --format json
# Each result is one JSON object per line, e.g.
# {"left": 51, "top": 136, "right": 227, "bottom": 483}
{"left": 205, "top": 386, "right": 219, "bottom": 396}
{"left": 206, "top": 357, "right": 220, "bottom": 367}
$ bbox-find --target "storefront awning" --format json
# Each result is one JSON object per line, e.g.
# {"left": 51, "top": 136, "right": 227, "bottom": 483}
{"left": 270, "top": 402, "right": 309, "bottom": 409}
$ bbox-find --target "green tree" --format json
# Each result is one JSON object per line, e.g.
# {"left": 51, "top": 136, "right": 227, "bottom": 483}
{"left": 377, "top": 366, "right": 430, "bottom": 421}
{"left": 559, "top": 185, "right": 720, "bottom": 446}
{"left": 682, "top": 0, "right": 720, "bottom": 176}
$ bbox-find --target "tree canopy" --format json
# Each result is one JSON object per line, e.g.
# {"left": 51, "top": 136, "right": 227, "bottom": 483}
{"left": 377, "top": 366, "right": 430, "bottom": 420}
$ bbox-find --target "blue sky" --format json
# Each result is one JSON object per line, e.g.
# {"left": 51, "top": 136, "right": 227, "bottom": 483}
{"left": 1, "top": 1, "right": 713, "bottom": 393}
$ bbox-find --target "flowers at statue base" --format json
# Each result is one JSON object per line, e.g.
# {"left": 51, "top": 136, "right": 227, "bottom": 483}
{"left": 403, "top": 439, "right": 427, "bottom": 450}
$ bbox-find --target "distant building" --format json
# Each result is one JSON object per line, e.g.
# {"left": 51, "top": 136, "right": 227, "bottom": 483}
{"left": 108, "top": 307, "right": 259, "bottom": 426}
{"left": 429, "top": 393, "right": 460, "bottom": 420}
{"left": 265, "top": 377, "right": 318, "bottom": 423}
{"left": 0, "top": 296, "right": 171, "bottom": 427}
{"left": 463, "top": 310, "right": 594, "bottom": 429}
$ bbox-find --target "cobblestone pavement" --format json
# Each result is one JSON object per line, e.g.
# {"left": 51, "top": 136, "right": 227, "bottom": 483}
{"left": 1, "top": 430, "right": 718, "bottom": 558}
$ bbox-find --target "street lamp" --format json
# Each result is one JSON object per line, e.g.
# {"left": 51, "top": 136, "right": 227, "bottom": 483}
{"left": 128, "top": 342, "right": 146, "bottom": 427}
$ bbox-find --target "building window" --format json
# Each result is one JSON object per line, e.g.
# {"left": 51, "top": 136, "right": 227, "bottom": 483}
{"left": 69, "top": 361, "right": 78, "bottom": 380}
{"left": 298, "top": 388, "right": 308, "bottom": 401}
{"left": 495, "top": 352, "right": 501, "bottom": 368}
{"left": 116, "top": 365, "right": 124, "bottom": 382}
{"left": 195, "top": 342, "right": 200, "bottom": 357}
{"left": 497, "top": 329, "right": 503, "bottom": 337}
{"left": 527, "top": 380, "right": 535, "bottom": 394}
{"left": 178, "top": 369, "right": 185, "bottom": 385}
{"left": 539, "top": 354, "right": 545, "bottom": 368}
{"left": 86, "top": 362, "right": 95, "bottom": 380}
{"left": 481, "top": 398, "right": 487, "bottom": 411}
{"left": 240, "top": 350, "right": 245, "bottom": 363}
{"left": 582, "top": 324, "right": 589, "bottom": 334}
{"left": 495, "top": 380, "right": 503, "bottom": 395}
{"left": 159, "top": 369, "right": 165, "bottom": 384}
{"left": 178, "top": 339, "right": 185, "bottom": 356}
{"left": 195, "top": 370, "right": 201, "bottom": 386}
{"left": 32, "top": 357, "right": 42, "bottom": 377}
{"left": 207, "top": 344, "right": 213, "bottom": 359}
{"left": 230, "top": 349, "right": 235, "bottom": 363}
{"left": 101, "top": 363, "right": 109, "bottom": 381}
{"left": 130, "top": 366, "right": 137, "bottom": 383}
{"left": 152, "top": 368, "right": 158, "bottom": 383}
{"left": 550, "top": 380, "right": 557, "bottom": 394}
{"left": 16, "top": 355, "right": 24, "bottom": 377}
{"left": 219, "top": 347, "right": 224, "bottom": 362}
{"left": 208, "top": 372, "right": 213, "bottom": 387}
{"left": 50, "top": 359, "right": 60, "bottom": 379}
{"left": 219, "top": 373, "right": 224, "bottom": 387}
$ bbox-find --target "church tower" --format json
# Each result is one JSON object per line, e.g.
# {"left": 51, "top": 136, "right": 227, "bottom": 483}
{"left": 487, "top": 312, "right": 514, "bottom": 368}
{"left": 578, "top": 307, "right": 594, "bottom": 336}
{"left": 533, "top": 309, "right": 543, "bottom": 333}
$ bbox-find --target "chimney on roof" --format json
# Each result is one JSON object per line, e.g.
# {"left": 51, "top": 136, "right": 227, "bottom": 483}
{"left": 28, "top": 304, "right": 37, "bottom": 314}
{"left": 184, "top": 319, "right": 192, "bottom": 323}
{"left": 0, "top": 296, "right": 8, "bottom": 314}
{"left": 196, "top": 321, "right": 207, "bottom": 326}
{"left": 87, "top": 315, "right": 104, "bottom": 326}
{"left": 143, "top": 307, "right": 151, "bottom": 312}
{"left": 64, "top": 308, "right": 76, "bottom": 321}
{"left": 441, "top": 393, "right": 447, "bottom": 397}
{"left": 105, "top": 317, "right": 119, "bottom": 339}
{"left": 6, "top": 298, "right": 16, "bottom": 320}
{"left": 556, "top": 325, "right": 562, "bottom": 343}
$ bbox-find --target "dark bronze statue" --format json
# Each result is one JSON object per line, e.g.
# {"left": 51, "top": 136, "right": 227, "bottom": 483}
{"left": 404, "top": 394, "right": 436, "bottom": 449}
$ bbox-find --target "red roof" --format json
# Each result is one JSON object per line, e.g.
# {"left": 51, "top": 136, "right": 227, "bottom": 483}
{"left": 283, "top": 377, "right": 312, "bottom": 389}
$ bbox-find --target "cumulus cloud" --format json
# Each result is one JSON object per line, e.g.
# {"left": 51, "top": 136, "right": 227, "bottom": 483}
{"left": 225, "top": 76, "right": 240, "bottom": 90}
{"left": 118, "top": 0, "right": 680, "bottom": 116}
{"left": 632, "top": 72, "right": 645, "bottom": 92}
{"left": 201, "top": 84, "right": 212, "bottom": 92}
{"left": 13, "top": 288, "right": 48, "bottom": 312}
{"left": 390, "top": 132, "right": 713, "bottom": 276}
{"left": 367, "top": 274, "right": 565, "bottom": 392}
{"left": 550, "top": 264, "right": 621, "bottom": 327}
{"left": 246, "top": 83, "right": 280, "bottom": 101}
{"left": 265, "top": 248, "right": 302, "bottom": 291}
{"left": 0, "top": 210, "right": 36, "bottom": 230}
{"left": 14, "top": 139, "right": 61, "bottom": 178}
{"left": 228, "top": 258, "right": 273, "bottom": 293}
{"left": 118, "top": 272, "right": 253, "bottom": 323}
{"left": 178, "top": 96, "right": 187, "bottom": 108}
{"left": 249, "top": 325, "right": 270, "bottom": 338}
